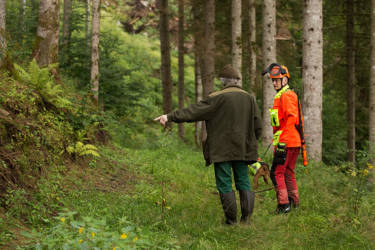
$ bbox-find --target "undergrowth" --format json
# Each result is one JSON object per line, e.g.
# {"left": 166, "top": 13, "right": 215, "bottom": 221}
{"left": 2, "top": 130, "right": 374, "bottom": 249}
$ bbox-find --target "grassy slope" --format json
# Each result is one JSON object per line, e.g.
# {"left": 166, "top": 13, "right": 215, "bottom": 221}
{"left": 6, "top": 130, "right": 374, "bottom": 249}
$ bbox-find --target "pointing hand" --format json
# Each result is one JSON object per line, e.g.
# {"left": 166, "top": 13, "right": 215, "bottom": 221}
{"left": 154, "top": 115, "right": 168, "bottom": 127}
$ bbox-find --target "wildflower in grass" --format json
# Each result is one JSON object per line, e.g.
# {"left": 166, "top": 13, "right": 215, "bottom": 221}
{"left": 113, "top": 247, "right": 117, "bottom": 250}
{"left": 79, "top": 227, "right": 84, "bottom": 234}
{"left": 363, "top": 169, "right": 369, "bottom": 176}
{"left": 351, "top": 171, "right": 357, "bottom": 177}
{"left": 91, "top": 232, "right": 96, "bottom": 238}
{"left": 78, "top": 239, "right": 83, "bottom": 244}
{"left": 120, "top": 233, "right": 127, "bottom": 239}
{"left": 368, "top": 163, "right": 374, "bottom": 169}
{"left": 133, "top": 236, "right": 138, "bottom": 243}
{"left": 166, "top": 206, "right": 171, "bottom": 210}
{"left": 60, "top": 217, "right": 65, "bottom": 223}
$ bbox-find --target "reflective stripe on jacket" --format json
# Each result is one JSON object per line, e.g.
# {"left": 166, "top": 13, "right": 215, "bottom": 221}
{"left": 270, "top": 85, "right": 301, "bottom": 147}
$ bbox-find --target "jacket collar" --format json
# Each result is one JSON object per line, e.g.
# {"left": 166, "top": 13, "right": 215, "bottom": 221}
{"left": 222, "top": 83, "right": 243, "bottom": 90}
{"left": 274, "top": 85, "right": 290, "bottom": 99}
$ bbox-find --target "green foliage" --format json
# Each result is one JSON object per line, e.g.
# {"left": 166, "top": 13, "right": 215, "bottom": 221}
{"left": 23, "top": 211, "right": 153, "bottom": 249}
{"left": 67, "top": 141, "right": 100, "bottom": 158}
{"left": 322, "top": 89, "right": 347, "bottom": 164}
{"left": 14, "top": 60, "right": 73, "bottom": 110}
{"left": 336, "top": 151, "right": 374, "bottom": 216}
{"left": 0, "top": 217, "right": 15, "bottom": 245}
{"left": 3, "top": 130, "right": 374, "bottom": 249}
{"left": 5, "top": 0, "right": 39, "bottom": 61}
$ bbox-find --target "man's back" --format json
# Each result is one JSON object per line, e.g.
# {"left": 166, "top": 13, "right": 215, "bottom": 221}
{"left": 205, "top": 86, "right": 262, "bottom": 164}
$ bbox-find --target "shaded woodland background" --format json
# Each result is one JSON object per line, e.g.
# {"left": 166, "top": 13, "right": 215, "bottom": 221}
{"left": 0, "top": 0, "right": 374, "bottom": 248}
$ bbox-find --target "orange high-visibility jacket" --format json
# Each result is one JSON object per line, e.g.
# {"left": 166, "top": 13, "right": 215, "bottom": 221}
{"left": 270, "top": 86, "right": 301, "bottom": 148}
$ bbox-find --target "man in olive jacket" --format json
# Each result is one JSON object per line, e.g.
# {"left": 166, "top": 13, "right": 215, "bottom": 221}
{"left": 154, "top": 64, "right": 262, "bottom": 225}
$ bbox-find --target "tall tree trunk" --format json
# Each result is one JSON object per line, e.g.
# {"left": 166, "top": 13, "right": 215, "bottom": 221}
{"left": 159, "top": 0, "right": 172, "bottom": 115}
{"left": 262, "top": 0, "right": 276, "bottom": 145}
{"left": 90, "top": 0, "right": 100, "bottom": 104}
{"left": 303, "top": 0, "right": 323, "bottom": 162}
{"left": 232, "top": 0, "right": 242, "bottom": 84}
{"left": 193, "top": 0, "right": 204, "bottom": 146}
{"left": 346, "top": 0, "right": 355, "bottom": 163}
{"left": 194, "top": 56, "right": 203, "bottom": 146}
{"left": 201, "top": 0, "right": 215, "bottom": 141}
{"left": 62, "top": 0, "right": 73, "bottom": 62}
{"left": 249, "top": 0, "right": 256, "bottom": 92}
{"left": 202, "top": 0, "right": 215, "bottom": 98}
{"left": 86, "top": 0, "right": 91, "bottom": 49}
{"left": 178, "top": 0, "right": 185, "bottom": 139}
{"left": 0, "top": 0, "right": 6, "bottom": 54}
{"left": 34, "top": 0, "right": 60, "bottom": 68}
{"left": 369, "top": 0, "right": 375, "bottom": 166}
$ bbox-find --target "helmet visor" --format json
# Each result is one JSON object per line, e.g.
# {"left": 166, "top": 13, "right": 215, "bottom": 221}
{"left": 270, "top": 65, "right": 284, "bottom": 79}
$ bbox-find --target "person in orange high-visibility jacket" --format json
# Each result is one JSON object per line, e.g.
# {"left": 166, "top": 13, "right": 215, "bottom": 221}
{"left": 263, "top": 63, "right": 301, "bottom": 214}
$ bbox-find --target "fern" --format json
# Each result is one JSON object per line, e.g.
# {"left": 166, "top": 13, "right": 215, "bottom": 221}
{"left": 14, "top": 60, "right": 72, "bottom": 109}
{"left": 67, "top": 142, "right": 100, "bottom": 158}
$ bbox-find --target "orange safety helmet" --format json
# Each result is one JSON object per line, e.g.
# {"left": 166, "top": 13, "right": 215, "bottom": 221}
{"left": 262, "top": 63, "right": 290, "bottom": 79}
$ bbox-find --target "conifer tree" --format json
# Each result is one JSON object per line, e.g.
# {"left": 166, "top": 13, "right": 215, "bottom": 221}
{"left": 91, "top": 0, "right": 100, "bottom": 103}
{"left": 262, "top": 0, "right": 276, "bottom": 145}
{"left": 346, "top": 0, "right": 355, "bottom": 163}
{"left": 192, "top": 0, "right": 203, "bottom": 146}
{"left": 178, "top": 0, "right": 185, "bottom": 139}
{"left": 302, "top": 0, "right": 323, "bottom": 161}
{"left": 232, "top": 0, "right": 242, "bottom": 83}
{"left": 370, "top": 0, "right": 375, "bottom": 165}
{"left": 33, "top": 0, "right": 60, "bottom": 68}
{"left": 249, "top": 0, "right": 256, "bottom": 91}
{"left": 159, "top": 0, "right": 172, "bottom": 116}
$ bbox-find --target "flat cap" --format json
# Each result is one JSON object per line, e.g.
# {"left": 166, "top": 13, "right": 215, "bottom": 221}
{"left": 218, "top": 64, "right": 241, "bottom": 80}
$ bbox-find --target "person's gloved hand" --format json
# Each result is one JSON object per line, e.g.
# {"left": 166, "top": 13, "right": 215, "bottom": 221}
{"left": 274, "top": 142, "right": 287, "bottom": 165}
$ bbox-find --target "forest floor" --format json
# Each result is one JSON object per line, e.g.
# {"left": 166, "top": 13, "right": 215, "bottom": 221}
{"left": 2, "top": 134, "right": 375, "bottom": 249}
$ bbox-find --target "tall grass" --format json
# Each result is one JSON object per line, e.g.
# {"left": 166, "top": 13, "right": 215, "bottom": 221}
{"left": 4, "top": 130, "right": 375, "bottom": 249}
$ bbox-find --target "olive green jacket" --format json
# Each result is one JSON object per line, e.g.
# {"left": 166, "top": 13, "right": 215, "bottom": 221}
{"left": 167, "top": 84, "right": 262, "bottom": 166}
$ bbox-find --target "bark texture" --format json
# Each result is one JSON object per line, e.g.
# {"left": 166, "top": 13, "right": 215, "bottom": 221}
{"left": 91, "top": 0, "right": 100, "bottom": 103}
{"left": 201, "top": 0, "right": 215, "bottom": 141}
{"left": 193, "top": 0, "right": 203, "bottom": 146}
{"left": 262, "top": 0, "right": 276, "bottom": 145}
{"left": 302, "top": 0, "right": 323, "bottom": 161}
{"left": 370, "top": 0, "right": 375, "bottom": 165}
{"left": 34, "top": 0, "right": 60, "bottom": 67}
{"left": 202, "top": 0, "right": 215, "bottom": 98}
{"left": 232, "top": 0, "right": 242, "bottom": 84}
{"left": 249, "top": 0, "right": 256, "bottom": 91}
{"left": 194, "top": 58, "right": 203, "bottom": 146}
{"left": 159, "top": 0, "right": 172, "bottom": 115}
{"left": 178, "top": 0, "right": 185, "bottom": 139}
{"left": 0, "top": 0, "right": 6, "bottom": 52}
{"left": 346, "top": 0, "right": 355, "bottom": 163}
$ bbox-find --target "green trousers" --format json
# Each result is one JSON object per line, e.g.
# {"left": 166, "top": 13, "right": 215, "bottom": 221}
{"left": 214, "top": 161, "right": 251, "bottom": 194}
